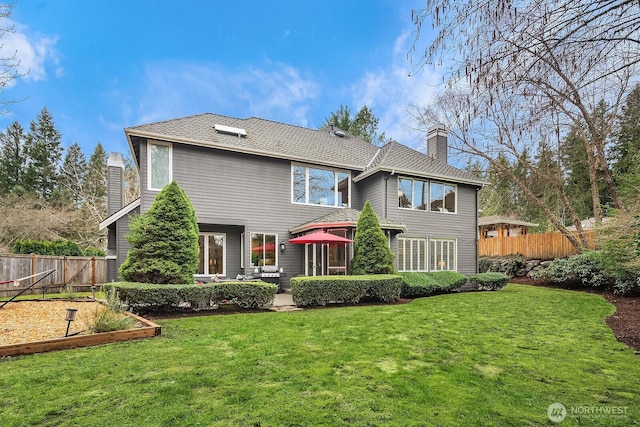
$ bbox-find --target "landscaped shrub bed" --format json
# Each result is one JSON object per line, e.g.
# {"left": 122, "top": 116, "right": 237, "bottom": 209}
{"left": 103, "top": 281, "right": 277, "bottom": 313}
{"left": 532, "top": 251, "right": 612, "bottom": 288}
{"left": 291, "top": 275, "right": 402, "bottom": 307}
{"left": 469, "top": 272, "right": 509, "bottom": 290}
{"left": 400, "top": 271, "right": 468, "bottom": 297}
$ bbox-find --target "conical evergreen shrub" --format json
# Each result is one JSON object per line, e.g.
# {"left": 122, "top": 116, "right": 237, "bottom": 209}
{"left": 119, "top": 181, "right": 199, "bottom": 284}
{"left": 349, "top": 200, "right": 396, "bottom": 274}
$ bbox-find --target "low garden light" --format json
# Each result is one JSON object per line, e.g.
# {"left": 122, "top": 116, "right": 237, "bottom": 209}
{"left": 64, "top": 308, "right": 78, "bottom": 337}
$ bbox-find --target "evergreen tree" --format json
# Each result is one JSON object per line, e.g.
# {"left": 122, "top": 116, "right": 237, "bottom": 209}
{"left": 560, "top": 128, "right": 594, "bottom": 220}
{"left": 58, "top": 142, "right": 86, "bottom": 207}
{"left": 612, "top": 85, "right": 640, "bottom": 202}
{"left": 349, "top": 200, "right": 395, "bottom": 274}
{"left": 0, "top": 121, "right": 26, "bottom": 195}
{"left": 123, "top": 153, "right": 140, "bottom": 204}
{"left": 529, "top": 142, "right": 563, "bottom": 230}
{"left": 480, "top": 152, "right": 518, "bottom": 216}
{"left": 322, "top": 104, "right": 391, "bottom": 146}
{"left": 83, "top": 143, "right": 107, "bottom": 220}
{"left": 23, "top": 107, "right": 63, "bottom": 201}
{"left": 119, "top": 181, "right": 199, "bottom": 284}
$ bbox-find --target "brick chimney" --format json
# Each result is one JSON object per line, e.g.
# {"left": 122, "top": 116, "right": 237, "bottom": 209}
{"left": 107, "top": 152, "right": 125, "bottom": 216}
{"left": 427, "top": 125, "right": 448, "bottom": 164}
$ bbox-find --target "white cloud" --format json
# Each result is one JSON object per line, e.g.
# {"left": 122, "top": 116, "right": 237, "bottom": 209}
{"left": 0, "top": 19, "right": 61, "bottom": 85}
{"left": 347, "top": 30, "right": 443, "bottom": 152}
{"left": 120, "top": 60, "right": 320, "bottom": 128}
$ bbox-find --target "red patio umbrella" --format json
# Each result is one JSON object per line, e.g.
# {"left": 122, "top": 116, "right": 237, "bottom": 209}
{"left": 252, "top": 243, "right": 276, "bottom": 252}
{"left": 289, "top": 230, "right": 353, "bottom": 244}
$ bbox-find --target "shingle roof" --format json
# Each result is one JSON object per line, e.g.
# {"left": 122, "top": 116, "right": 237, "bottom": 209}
{"left": 125, "top": 113, "right": 484, "bottom": 185}
{"left": 478, "top": 215, "right": 538, "bottom": 227}
{"left": 126, "top": 113, "right": 379, "bottom": 171}
{"left": 290, "top": 208, "right": 407, "bottom": 234}
{"left": 356, "top": 141, "right": 484, "bottom": 185}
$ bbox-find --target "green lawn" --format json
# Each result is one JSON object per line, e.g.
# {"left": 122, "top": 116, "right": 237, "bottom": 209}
{"left": 1, "top": 284, "right": 638, "bottom": 426}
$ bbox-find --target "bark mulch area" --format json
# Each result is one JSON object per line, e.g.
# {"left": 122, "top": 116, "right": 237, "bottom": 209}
{"left": 0, "top": 300, "right": 105, "bottom": 346}
{"left": 511, "top": 277, "right": 640, "bottom": 352}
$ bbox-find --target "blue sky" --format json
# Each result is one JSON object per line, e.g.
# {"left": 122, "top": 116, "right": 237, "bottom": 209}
{"left": 0, "top": 0, "right": 441, "bottom": 158}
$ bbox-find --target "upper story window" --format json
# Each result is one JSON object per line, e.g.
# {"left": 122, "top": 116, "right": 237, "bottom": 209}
{"left": 398, "top": 177, "right": 456, "bottom": 213}
{"left": 292, "top": 164, "right": 350, "bottom": 207}
{"left": 148, "top": 141, "right": 172, "bottom": 191}
{"left": 430, "top": 182, "right": 456, "bottom": 213}
{"left": 398, "top": 178, "right": 426, "bottom": 210}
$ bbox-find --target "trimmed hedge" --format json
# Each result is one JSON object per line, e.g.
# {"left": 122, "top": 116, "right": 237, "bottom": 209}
{"left": 469, "top": 272, "right": 509, "bottom": 291}
{"left": 103, "top": 281, "right": 277, "bottom": 313}
{"left": 400, "top": 271, "right": 468, "bottom": 297}
{"left": 291, "top": 275, "right": 402, "bottom": 307}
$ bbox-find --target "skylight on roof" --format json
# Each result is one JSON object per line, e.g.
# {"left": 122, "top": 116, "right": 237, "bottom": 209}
{"left": 214, "top": 123, "right": 247, "bottom": 137}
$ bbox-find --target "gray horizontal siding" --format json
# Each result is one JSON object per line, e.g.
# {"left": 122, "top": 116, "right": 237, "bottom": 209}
{"left": 383, "top": 175, "right": 479, "bottom": 276}
{"left": 139, "top": 141, "right": 365, "bottom": 285}
{"left": 131, "top": 140, "right": 479, "bottom": 282}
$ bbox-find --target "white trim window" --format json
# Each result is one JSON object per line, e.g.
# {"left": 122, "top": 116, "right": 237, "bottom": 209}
{"left": 250, "top": 232, "right": 278, "bottom": 267}
{"left": 398, "top": 177, "right": 427, "bottom": 210}
{"left": 240, "top": 233, "right": 245, "bottom": 269}
{"left": 430, "top": 182, "right": 457, "bottom": 213}
{"left": 397, "top": 237, "right": 428, "bottom": 272}
{"left": 292, "top": 164, "right": 350, "bottom": 207}
{"left": 430, "top": 238, "right": 457, "bottom": 271}
{"left": 148, "top": 141, "right": 172, "bottom": 191}
{"left": 198, "top": 233, "right": 226, "bottom": 275}
{"left": 398, "top": 177, "right": 457, "bottom": 213}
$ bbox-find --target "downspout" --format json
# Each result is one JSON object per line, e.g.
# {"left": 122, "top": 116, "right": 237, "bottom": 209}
{"left": 384, "top": 169, "right": 395, "bottom": 218}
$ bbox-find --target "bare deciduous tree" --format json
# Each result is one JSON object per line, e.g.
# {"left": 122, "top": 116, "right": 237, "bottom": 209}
{"left": 409, "top": 0, "right": 640, "bottom": 249}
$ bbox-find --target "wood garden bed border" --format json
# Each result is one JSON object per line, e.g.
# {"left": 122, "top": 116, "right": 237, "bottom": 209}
{"left": 0, "top": 310, "right": 161, "bottom": 357}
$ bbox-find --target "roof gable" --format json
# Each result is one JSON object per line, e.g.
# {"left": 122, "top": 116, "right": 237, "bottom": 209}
{"left": 355, "top": 141, "right": 484, "bottom": 186}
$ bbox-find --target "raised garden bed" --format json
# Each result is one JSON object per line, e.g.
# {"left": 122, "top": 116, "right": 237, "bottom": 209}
{"left": 0, "top": 299, "right": 161, "bottom": 357}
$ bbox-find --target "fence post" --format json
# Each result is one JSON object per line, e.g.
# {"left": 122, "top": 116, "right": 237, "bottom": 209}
{"left": 31, "top": 254, "right": 35, "bottom": 293}
{"left": 92, "top": 256, "right": 96, "bottom": 287}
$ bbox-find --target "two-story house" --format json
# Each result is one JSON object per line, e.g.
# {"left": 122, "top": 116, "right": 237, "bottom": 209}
{"left": 100, "top": 113, "right": 484, "bottom": 288}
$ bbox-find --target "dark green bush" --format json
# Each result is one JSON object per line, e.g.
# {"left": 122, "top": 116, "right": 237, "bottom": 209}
{"left": 400, "top": 271, "right": 468, "bottom": 297}
{"left": 291, "top": 275, "right": 402, "bottom": 307}
{"left": 349, "top": 200, "right": 396, "bottom": 274}
{"left": 119, "top": 181, "right": 199, "bottom": 284}
{"left": 12, "top": 239, "right": 105, "bottom": 256}
{"left": 104, "top": 281, "right": 277, "bottom": 313}
{"left": 533, "top": 251, "right": 611, "bottom": 288}
{"left": 469, "top": 272, "right": 509, "bottom": 291}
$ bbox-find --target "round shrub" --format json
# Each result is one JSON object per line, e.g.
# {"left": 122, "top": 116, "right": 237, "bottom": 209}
{"left": 470, "top": 272, "right": 509, "bottom": 291}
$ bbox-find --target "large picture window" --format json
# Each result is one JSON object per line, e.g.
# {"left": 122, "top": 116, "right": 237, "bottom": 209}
{"left": 292, "top": 165, "right": 350, "bottom": 207}
{"left": 430, "top": 239, "right": 456, "bottom": 271}
{"left": 148, "top": 142, "right": 172, "bottom": 190}
{"left": 397, "top": 237, "right": 428, "bottom": 271}
{"left": 251, "top": 233, "right": 277, "bottom": 267}
{"left": 198, "top": 233, "right": 225, "bottom": 275}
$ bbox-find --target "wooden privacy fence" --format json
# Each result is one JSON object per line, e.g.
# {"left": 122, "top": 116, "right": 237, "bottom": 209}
{"left": 0, "top": 254, "right": 106, "bottom": 297}
{"left": 478, "top": 230, "right": 596, "bottom": 260}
